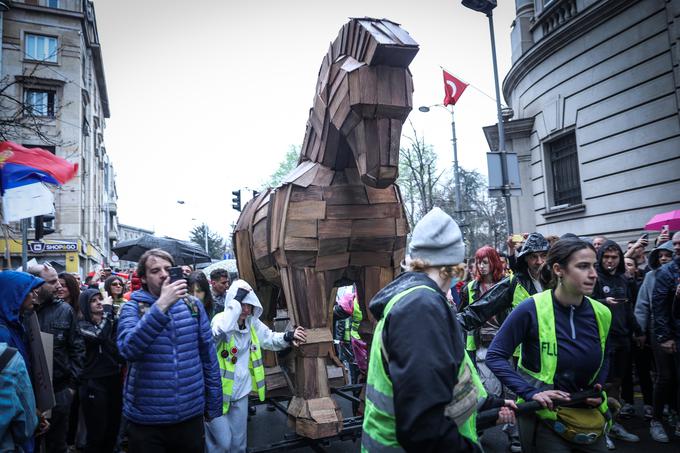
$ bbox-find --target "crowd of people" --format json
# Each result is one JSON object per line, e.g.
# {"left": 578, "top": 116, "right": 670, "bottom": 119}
{"left": 1, "top": 209, "right": 679, "bottom": 453}
{"left": 359, "top": 208, "right": 680, "bottom": 452}
{"left": 0, "top": 254, "right": 305, "bottom": 453}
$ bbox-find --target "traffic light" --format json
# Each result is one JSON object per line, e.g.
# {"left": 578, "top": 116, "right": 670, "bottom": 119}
{"left": 232, "top": 190, "right": 241, "bottom": 212}
{"left": 34, "top": 214, "right": 55, "bottom": 240}
{"left": 252, "top": 190, "right": 259, "bottom": 198}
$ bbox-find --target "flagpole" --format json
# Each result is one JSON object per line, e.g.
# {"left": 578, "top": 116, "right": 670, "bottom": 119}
{"left": 449, "top": 106, "right": 464, "bottom": 226}
{"left": 21, "top": 218, "right": 28, "bottom": 270}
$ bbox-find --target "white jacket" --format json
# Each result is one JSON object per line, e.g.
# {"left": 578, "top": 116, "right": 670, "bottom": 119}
{"left": 211, "top": 280, "right": 289, "bottom": 401}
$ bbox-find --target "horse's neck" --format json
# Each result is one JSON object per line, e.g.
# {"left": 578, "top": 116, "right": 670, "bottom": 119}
{"left": 300, "top": 126, "right": 352, "bottom": 171}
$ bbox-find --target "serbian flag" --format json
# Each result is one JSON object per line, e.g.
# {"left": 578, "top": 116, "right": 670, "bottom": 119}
{"left": 0, "top": 141, "right": 78, "bottom": 222}
{"left": 442, "top": 70, "right": 468, "bottom": 106}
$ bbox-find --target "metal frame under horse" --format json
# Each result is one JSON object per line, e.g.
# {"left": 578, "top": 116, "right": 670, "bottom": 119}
{"left": 233, "top": 18, "right": 418, "bottom": 439}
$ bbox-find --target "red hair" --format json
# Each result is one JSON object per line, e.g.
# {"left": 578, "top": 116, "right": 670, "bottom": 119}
{"left": 474, "top": 246, "right": 504, "bottom": 283}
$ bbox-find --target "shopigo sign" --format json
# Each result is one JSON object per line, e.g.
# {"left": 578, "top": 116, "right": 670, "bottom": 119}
{"left": 28, "top": 241, "right": 78, "bottom": 254}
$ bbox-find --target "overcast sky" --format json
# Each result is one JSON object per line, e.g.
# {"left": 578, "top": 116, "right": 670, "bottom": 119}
{"left": 94, "top": 0, "right": 515, "bottom": 242}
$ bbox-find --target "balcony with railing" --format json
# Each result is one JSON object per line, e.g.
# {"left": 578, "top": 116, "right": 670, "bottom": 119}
{"left": 10, "top": 0, "right": 82, "bottom": 13}
{"left": 534, "top": 0, "right": 578, "bottom": 37}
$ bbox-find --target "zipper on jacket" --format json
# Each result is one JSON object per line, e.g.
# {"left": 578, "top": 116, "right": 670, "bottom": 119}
{"left": 570, "top": 306, "right": 576, "bottom": 340}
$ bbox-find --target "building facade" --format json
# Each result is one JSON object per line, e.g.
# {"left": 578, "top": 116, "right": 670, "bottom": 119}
{"left": 490, "top": 0, "right": 680, "bottom": 242}
{"left": 0, "top": 0, "right": 117, "bottom": 274}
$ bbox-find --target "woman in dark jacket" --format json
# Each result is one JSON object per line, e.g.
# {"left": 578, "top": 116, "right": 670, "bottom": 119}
{"left": 77, "top": 289, "right": 123, "bottom": 453}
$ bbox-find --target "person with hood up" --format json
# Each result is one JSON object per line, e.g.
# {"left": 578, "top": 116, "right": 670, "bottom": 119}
{"left": 634, "top": 240, "right": 674, "bottom": 441}
{"left": 361, "top": 208, "right": 516, "bottom": 452}
{"left": 651, "top": 231, "right": 680, "bottom": 440}
{"left": 206, "top": 279, "right": 307, "bottom": 453}
{"left": 592, "top": 240, "right": 642, "bottom": 448}
{"left": 0, "top": 271, "right": 46, "bottom": 453}
{"left": 0, "top": 341, "right": 38, "bottom": 453}
{"left": 77, "top": 289, "right": 123, "bottom": 453}
{"left": 0, "top": 271, "right": 44, "bottom": 375}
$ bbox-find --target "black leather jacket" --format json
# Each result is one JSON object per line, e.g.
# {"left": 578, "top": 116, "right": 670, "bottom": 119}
{"left": 456, "top": 271, "right": 538, "bottom": 332}
{"left": 36, "top": 299, "right": 84, "bottom": 391}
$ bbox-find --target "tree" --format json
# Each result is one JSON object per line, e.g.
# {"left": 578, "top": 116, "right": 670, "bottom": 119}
{"left": 397, "top": 123, "right": 447, "bottom": 226}
{"left": 189, "top": 223, "right": 226, "bottom": 260}
{"left": 0, "top": 55, "right": 72, "bottom": 146}
{"left": 262, "top": 145, "right": 301, "bottom": 189}
{"left": 398, "top": 127, "right": 508, "bottom": 256}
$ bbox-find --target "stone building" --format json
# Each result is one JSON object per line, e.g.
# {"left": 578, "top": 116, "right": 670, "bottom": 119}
{"left": 488, "top": 0, "right": 680, "bottom": 242}
{"left": 0, "top": 0, "right": 117, "bottom": 274}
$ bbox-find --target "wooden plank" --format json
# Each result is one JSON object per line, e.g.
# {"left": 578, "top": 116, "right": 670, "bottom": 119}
{"left": 349, "top": 236, "right": 395, "bottom": 252}
{"left": 290, "top": 164, "right": 320, "bottom": 188}
{"left": 313, "top": 165, "right": 335, "bottom": 186}
{"left": 252, "top": 221, "right": 269, "bottom": 259}
{"left": 318, "top": 238, "right": 349, "bottom": 256}
{"left": 318, "top": 220, "right": 352, "bottom": 238}
{"left": 286, "top": 252, "right": 317, "bottom": 268}
{"left": 302, "top": 328, "right": 334, "bottom": 345}
{"left": 365, "top": 185, "right": 398, "bottom": 204}
{"left": 351, "top": 218, "right": 396, "bottom": 237}
{"left": 286, "top": 219, "right": 317, "bottom": 238}
{"left": 326, "top": 203, "right": 401, "bottom": 219}
{"left": 284, "top": 237, "right": 319, "bottom": 251}
{"left": 279, "top": 267, "right": 299, "bottom": 325}
{"left": 350, "top": 252, "right": 392, "bottom": 267}
{"left": 344, "top": 167, "right": 362, "bottom": 185}
{"left": 290, "top": 186, "right": 323, "bottom": 202}
{"left": 234, "top": 231, "right": 257, "bottom": 288}
{"left": 396, "top": 218, "right": 408, "bottom": 236}
{"left": 315, "top": 252, "right": 350, "bottom": 271}
{"left": 287, "top": 201, "right": 326, "bottom": 220}
{"left": 322, "top": 185, "right": 368, "bottom": 205}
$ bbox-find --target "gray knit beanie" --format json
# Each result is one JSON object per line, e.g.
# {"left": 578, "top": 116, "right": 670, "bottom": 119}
{"left": 408, "top": 207, "right": 465, "bottom": 266}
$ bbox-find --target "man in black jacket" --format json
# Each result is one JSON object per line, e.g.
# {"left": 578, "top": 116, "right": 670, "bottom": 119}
{"left": 651, "top": 231, "right": 680, "bottom": 439}
{"left": 28, "top": 263, "right": 84, "bottom": 453}
{"left": 592, "top": 240, "right": 642, "bottom": 447}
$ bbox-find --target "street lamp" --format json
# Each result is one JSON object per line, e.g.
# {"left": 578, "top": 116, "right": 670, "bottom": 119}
{"left": 176, "top": 200, "right": 208, "bottom": 253}
{"left": 461, "top": 0, "right": 513, "bottom": 233}
{"left": 418, "top": 104, "right": 464, "bottom": 226}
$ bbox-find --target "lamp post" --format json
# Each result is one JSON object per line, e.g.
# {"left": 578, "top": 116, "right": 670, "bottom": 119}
{"left": 418, "top": 104, "right": 464, "bottom": 225}
{"left": 176, "top": 200, "right": 208, "bottom": 253}
{"left": 462, "top": 0, "right": 513, "bottom": 233}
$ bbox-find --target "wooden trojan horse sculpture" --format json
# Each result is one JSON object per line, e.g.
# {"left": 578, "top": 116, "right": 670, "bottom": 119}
{"left": 233, "top": 18, "right": 418, "bottom": 438}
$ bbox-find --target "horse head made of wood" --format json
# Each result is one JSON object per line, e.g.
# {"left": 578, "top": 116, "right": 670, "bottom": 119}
{"left": 300, "top": 18, "right": 419, "bottom": 189}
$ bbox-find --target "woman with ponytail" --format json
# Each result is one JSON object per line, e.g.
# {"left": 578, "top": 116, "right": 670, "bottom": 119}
{"left": 486, "top": 238, "right": 612, "bottom": 452}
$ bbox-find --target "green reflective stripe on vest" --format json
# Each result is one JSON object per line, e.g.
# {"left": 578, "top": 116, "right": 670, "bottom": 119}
{"left": 351, "top": 297, "right": 363, "bottom": 341}
{"left": 517, "top": 290, "right": 612, "bottom": 420}
{"left": 466, "top": 281, "right": 477, "bottom": 351}
{"left": 216, "top": 325, "right": 266, "bottom": 414}
{"left": 362, "top": 285, "right": 432, "bottom": 452}
{"left": 512, "top": 276, "right": 530, "bottom": 308}
{"left": 343, "top": 318, "right": 351, "bottom": 342}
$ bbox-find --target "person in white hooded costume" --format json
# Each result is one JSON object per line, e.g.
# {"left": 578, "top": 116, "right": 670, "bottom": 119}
{"left": 205, "top": 279, "right": 306, "bottom": 452}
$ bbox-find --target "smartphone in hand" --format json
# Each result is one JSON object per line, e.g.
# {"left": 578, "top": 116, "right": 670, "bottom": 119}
{"left": 168, "top": 266, "right": 185, "bottom": 283}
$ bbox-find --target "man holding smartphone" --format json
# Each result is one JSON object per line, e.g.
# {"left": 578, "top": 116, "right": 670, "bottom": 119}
{"left": 592, "top": 240, "right": 642, "bottom": 448}
{"left": 117, "top": 249, "right": 221, "bottom": 453}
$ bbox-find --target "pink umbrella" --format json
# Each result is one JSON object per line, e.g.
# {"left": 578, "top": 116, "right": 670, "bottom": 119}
{"left": 644, "top": 209, "right": 680, "bottom": 231}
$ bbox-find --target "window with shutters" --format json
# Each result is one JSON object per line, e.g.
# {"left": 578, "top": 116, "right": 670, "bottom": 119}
{"left": 546, "top": 131, "right": 582, "bottom": 207}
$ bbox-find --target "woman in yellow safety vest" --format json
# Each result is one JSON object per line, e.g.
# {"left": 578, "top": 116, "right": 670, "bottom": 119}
{"left": 362, "top": 208, "right": 516, "bottom": 452}
{"left": 205, "top": 279, "right": 307, "bottom": 453}
{"left": 486, "top": 238, "right": 612, "bottom": 453}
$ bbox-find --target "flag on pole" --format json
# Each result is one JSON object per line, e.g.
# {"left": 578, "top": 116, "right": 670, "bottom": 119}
{"left": 0, "top": 141, "right": 78, "bottom": 222}
{"left": 442, "top": 70, "right": 468, "bottom": 106}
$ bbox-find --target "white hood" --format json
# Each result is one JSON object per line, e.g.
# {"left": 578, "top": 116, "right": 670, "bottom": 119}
{"left": 224, "top": 279, "right": 263, "bottom": 320}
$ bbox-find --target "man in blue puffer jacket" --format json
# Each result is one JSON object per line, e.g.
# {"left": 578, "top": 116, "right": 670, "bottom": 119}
{"left": 117, "top": 249, "right": 221, "bottom": 453}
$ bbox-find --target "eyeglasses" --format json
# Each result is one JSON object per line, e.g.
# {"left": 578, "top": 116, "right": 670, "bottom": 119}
{"left": 110, "top": 282, "right": 123, "bottom": 287}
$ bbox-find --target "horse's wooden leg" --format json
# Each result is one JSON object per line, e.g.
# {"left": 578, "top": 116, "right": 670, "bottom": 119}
{"left": 279, "top": 266, "right": 343, "bottom": 439}
{"left": 355, "top": 266, "right": 396, "bottom": 346}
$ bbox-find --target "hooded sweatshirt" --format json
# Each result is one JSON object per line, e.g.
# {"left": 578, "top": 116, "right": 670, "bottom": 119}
{"left": 0, "top": 271, "right": 44, "bottom": 374}
{"left": 593, "top": 240, "right": 640, "bottom": 339}
{"left": 635, "top": 241, "right": 674, "bottom": 333}
{"left": 210, "top": 280, "right": 289, "bottom": 402}
{"left": 77, "top": 289, "right": 122, "bottom": 379}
